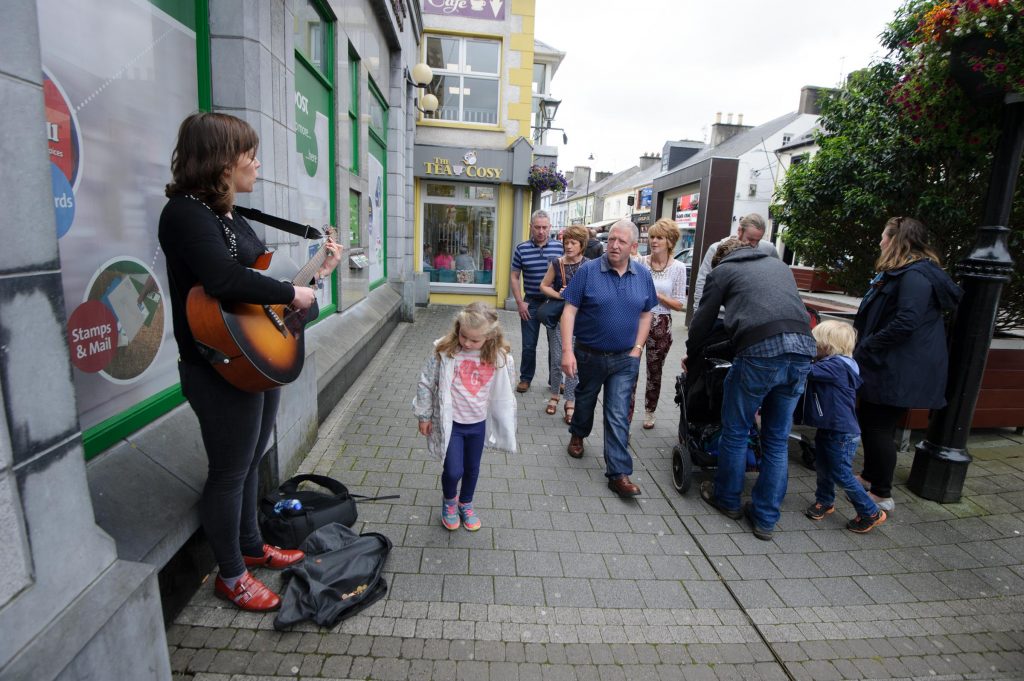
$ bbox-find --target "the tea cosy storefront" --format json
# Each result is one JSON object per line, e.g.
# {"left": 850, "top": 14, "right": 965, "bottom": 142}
{"left": 413, "top": 140, "right": 534, "bottom": 307}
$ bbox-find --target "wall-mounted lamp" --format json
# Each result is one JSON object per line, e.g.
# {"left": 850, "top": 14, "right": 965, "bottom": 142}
{"left": 540, "top": 97, "right": 561, "bottom": 125}
{"left": 531, "top": 96, "right": 566, "bottom": 144}
{"left": 405, "top": 62, "right": 438, "bottom": 114}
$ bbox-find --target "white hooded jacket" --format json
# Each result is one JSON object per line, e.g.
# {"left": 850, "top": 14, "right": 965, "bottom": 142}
{"left": 412, "top": 339, "right": 518, "bottom": 463}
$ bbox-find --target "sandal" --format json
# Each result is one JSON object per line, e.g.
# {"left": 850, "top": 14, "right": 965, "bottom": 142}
{"left": 545, "top": 396, "right": 559, "bottom": 415}
{"left": 563, "top": 402, "right": 575, "bottom": 424}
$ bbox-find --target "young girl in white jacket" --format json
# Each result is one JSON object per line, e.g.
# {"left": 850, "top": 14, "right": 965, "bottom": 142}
{"left": 413, "top": 303, "right": 517, "bottom": 531}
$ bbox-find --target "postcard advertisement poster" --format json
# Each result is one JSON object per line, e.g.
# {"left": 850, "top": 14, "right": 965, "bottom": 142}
{"left": 367, "top": 154, "right": 385, "bottom": 284}
{"left": 295, "top": 63, "right": 335, "bottom": 310}
{"left": 40, "top": 0, "right": 197, "bottom": 430}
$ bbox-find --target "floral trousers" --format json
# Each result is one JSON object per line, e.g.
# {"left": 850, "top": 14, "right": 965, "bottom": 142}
{"left": 629, "top": 312, "right": 674, "bottom": 418}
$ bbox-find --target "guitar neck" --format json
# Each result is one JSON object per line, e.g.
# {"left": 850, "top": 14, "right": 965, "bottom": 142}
{"left": 292, "top": 244, "right": 328, "bottom": 287}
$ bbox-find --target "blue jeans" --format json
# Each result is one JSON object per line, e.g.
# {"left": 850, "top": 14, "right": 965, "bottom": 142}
{"left": 519, "top": 298, "right": 553, "bottom": 384}
{"left": 571, "top": 348, "right": 640, "bottom": 479}
{"left": 814, "top": 429, "right": 879, "bottom": 518}
{"left": 713, "top": 353, "right": 811, "bottom": 530}
{"left": 442, "top": 420, "right": 486, "bottom": 503}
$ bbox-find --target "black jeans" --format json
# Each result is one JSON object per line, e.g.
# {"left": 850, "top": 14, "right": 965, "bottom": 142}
{"left": 179, "top": 361, "right": 280, "bottom": 579}
{"left": 856, "top": 399, "right": 908, "bottom": 499}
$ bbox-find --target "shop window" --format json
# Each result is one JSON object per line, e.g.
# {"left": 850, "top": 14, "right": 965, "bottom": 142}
{"left": 348, "top": 47, "right": 360, "bottom": 174}
{"left": 422, "top": 182, "right": 497, "bottom": 286}
{"left": 294, "top": 0, "right": 327, "bottom": 75}
{"left": 423, "top": 35, "right": 500, "bottom": 125}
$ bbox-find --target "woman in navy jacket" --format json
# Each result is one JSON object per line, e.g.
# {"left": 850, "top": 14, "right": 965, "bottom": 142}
{"left": 853, "top": 217, "right": 962, "bottom": 511}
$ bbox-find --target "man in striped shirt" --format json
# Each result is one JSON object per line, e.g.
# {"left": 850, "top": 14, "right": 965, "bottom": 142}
{"left": 510, "top": 210, "right": 563, "bottom": 392}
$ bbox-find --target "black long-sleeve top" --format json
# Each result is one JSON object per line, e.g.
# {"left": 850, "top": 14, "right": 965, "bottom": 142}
{"left": 159, "top": 195, "right": 295, "bottom": 365}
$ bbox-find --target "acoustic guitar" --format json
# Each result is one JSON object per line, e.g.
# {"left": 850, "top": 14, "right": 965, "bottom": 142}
{"left": 186, "top": 228, "right": 336, "bottom": 393}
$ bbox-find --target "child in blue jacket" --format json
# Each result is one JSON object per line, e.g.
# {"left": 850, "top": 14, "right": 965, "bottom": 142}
{"left": 804, "top": 321, "right": 887, "bottom": 533}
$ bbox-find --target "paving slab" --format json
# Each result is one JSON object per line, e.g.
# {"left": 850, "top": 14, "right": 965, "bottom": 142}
{"left": 170, "top": 306, "right": 1024, "bottom": 680}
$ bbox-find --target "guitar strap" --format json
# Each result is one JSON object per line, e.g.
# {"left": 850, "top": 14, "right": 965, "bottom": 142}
{"left": 234, "top": 206, "right": 323, "bottom": 240}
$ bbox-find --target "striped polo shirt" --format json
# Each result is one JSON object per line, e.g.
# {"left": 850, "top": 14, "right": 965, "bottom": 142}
{"left": 511, "top": 238, "right": 563, "bottom": 299}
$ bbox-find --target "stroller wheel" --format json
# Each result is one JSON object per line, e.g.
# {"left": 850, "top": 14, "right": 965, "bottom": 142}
{"left": 672, "top": 444, "right": 693, "bottom": 494}
{"left": 799, "top": 440, "right": 816, "bottom": 471}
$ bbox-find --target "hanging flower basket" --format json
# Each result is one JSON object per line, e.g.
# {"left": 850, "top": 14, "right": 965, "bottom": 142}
{"left": 528, "top": 164, "right": 568, "bottom": 193}
{"left": 890, "top": 0, "right": 1024, "bottom": 142}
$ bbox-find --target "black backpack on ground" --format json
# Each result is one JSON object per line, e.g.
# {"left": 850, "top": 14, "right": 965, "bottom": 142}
{"left": 259, "top": 474, "right": 398, "bottom": 549}
{"left": 273, "top": 523, "right": 392, "bottom": 630}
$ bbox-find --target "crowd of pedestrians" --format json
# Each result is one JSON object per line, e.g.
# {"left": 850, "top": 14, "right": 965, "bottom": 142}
{"left": 412, "top": 210, "right": 960, "bottom": 545}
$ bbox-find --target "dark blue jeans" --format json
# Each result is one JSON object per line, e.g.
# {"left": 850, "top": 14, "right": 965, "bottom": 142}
{"left": 442, "top": 420, "right": 486, "bottom": 503}
{"left": 570, "top": 348, "right": 640, "bottom": 479}
{"left": 519, "top": 298, "right": 556, "bottom": 384}
{"left": 179, "top": 360, "right": 279, "bottom": 579}
{"left": 814, "top": 429, "right": 879, "bottom": 518}
{"left": 714, "top": 353, "right": 811, "bottom": 530}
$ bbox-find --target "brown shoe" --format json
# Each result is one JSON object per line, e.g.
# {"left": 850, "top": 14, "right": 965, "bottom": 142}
{"left": 567, "top": 434, "right": 584, "bottom": 458}
{"left": 608, "top": 475, "right": 641, "bottom": 497}
{"left": 516, "top": 381, "right": 530, "bottom": 393}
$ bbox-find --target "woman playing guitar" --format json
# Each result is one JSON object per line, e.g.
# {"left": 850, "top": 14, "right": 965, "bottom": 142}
{"left": 159, "top": 112, "right": 341, "bottom": 611}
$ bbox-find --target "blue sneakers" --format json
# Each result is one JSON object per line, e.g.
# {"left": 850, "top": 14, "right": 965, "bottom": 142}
{"left": 441, "top": 499, "right": 459, "bottom": 530}
{"left": 458, "top": 502, "right": 481, "bottom": 531}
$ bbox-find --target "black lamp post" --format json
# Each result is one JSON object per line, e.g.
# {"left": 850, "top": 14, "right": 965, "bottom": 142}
{"left": 907, "top": 71, "right": 1023, "bottom": 503}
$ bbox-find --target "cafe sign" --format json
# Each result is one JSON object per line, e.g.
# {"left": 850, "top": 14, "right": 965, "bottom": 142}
{"left": 414, "top": 145, "right": 511, "bottom": 184}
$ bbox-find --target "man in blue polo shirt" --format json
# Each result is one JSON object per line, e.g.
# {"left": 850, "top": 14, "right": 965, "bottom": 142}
{"left": 510, "top": 210, "right": 563, "bottom": 393}
{"left": 560, "top": 220, "right": 657, "bottom": 497}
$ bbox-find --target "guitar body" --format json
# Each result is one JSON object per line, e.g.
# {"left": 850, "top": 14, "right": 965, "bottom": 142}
{"left": 187, "top": 251, "right": 307, "bottom": 393}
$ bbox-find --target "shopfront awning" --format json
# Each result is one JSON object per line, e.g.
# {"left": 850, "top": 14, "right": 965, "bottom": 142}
{"left": 587, "top": 218, "right": 619, "bottom": 231}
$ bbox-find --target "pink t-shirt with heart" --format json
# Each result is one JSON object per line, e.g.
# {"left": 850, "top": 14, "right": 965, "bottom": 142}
{"left": 451, "top": 348, "right": 495, "bottom": 424}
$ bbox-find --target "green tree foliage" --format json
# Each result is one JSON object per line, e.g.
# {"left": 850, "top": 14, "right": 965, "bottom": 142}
{"left": 774, "top": 0, "right": 1023, "bottom": 330}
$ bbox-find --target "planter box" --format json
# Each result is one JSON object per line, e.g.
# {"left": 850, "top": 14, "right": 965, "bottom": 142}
{"left": 791, "top": 265, "right": 842, "bottom": 293}
{"left": 903, "top": 345, "right": 1024, "bottom": 431}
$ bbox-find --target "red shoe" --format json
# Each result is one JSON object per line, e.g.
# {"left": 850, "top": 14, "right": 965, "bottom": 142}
{"left": 214, "top": 571, "right": 280, "bottom": 611}
{"left": 243, "top": 544, "right": 305, "bottom": 569}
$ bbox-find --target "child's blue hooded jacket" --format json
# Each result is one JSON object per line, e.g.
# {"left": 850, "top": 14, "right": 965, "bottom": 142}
{"left": 804, "top": 355, "right": 862, "bottom": 434}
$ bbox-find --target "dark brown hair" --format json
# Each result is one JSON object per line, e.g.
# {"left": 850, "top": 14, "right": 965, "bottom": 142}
{"left": 165, "top": 112, "right": 259, "bottom": 215}
{"left": 711, "top": 236, "right": 751, "bottom": 267}
{"left": 561, "top": 225, "right": 590, "bottom": 252}
{"left": 876, "top": 216, "right": 941, "bottom": 271}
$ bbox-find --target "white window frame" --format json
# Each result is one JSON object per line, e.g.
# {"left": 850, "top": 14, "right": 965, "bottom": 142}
{"left": 424, "top": 34, "right": 501, "bottom": 125}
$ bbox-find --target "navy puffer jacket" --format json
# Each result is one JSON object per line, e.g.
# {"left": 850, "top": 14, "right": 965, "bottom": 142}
{"left": 853, "top": 259, "right": 962, "bottom": 409}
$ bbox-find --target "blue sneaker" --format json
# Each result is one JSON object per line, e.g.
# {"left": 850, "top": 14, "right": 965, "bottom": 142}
{"left": 441, "top": 499, "right": 459, "bottom": 530}
{"left": 458, "top": 502, "right": 481, "bottom": 531}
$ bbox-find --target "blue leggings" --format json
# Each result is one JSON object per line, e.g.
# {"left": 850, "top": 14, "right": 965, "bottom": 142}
{"left": 442, "top": 420, "right": 486, "bottom": 503}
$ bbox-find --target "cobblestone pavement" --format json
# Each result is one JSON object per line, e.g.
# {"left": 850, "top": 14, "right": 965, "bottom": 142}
{"left": 169, "top": 305, "right": 1024, "bottom": 681}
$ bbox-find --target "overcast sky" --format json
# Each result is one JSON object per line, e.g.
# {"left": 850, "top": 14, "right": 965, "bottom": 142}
{"left": 534, "top": 0, "right": 905, "bottom": 174}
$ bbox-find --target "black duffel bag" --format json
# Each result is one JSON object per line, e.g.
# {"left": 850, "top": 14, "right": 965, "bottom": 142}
{"left": 259, "top": 474, "right": 398, "bottom": 549}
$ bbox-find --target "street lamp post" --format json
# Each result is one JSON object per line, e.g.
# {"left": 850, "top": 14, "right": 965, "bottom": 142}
{"left": 581, "top": 153, "right": 593, "bottom": 225}
{"left": 907, "top": 92, "right": 1023, "bottom": 503}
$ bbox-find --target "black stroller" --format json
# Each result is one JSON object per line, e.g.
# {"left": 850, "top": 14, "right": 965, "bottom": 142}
{"left": 671, "top": 341, "right": 759, "bottom": 494}
{"left": 670, "top": 313, "right": 820, "bottom": 495}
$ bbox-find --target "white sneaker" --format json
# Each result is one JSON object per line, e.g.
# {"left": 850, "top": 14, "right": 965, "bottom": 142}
{"left": 870, "top": 492, "right": 895, "bottom": 512}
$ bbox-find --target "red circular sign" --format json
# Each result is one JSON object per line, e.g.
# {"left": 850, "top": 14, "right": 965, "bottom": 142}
{"left": 44, "top": 71, "right": 81, "bottom": 189}
{"left": 67, "top": 301, "right": 117, "bottom": 373}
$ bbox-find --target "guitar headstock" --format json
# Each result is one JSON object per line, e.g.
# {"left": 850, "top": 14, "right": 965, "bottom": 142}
{"left": 323, "top": 226, "right": 337, "bottom": 242}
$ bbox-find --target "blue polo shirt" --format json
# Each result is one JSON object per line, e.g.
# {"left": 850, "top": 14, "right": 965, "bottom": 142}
{"left": 562, "top": 255, "right": 657, "bottom": 352}
{"left": 512, "top": 238, "right": 563, "bottom": 299}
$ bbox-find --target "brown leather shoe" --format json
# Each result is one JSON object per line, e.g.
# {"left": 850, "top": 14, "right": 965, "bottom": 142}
{"left": 214, "top": 571, "right": 280, "bottom": 611}
{"left": 608, "top": 475, "right": 641, "bottom": 497}
{"left": 567, "top": 434, "right": 584, "bottom": 458}
{"left": 516, "top": 381, "right": 530, "bottom": 393}
{"left": 243, "top": 543, "right": 305, "bottom": 569}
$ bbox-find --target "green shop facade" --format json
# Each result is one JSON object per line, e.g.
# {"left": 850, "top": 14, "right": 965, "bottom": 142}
{"left": 0, "top": 0, "right": 425, "bottom": 678}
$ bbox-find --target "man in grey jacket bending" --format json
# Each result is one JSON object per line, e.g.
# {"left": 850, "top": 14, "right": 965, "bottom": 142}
{"left": 691, "top": 213, "right": 778, "bottom": 313}
{"left": 687, "top": 237, "right": 813, "bottom": 542}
